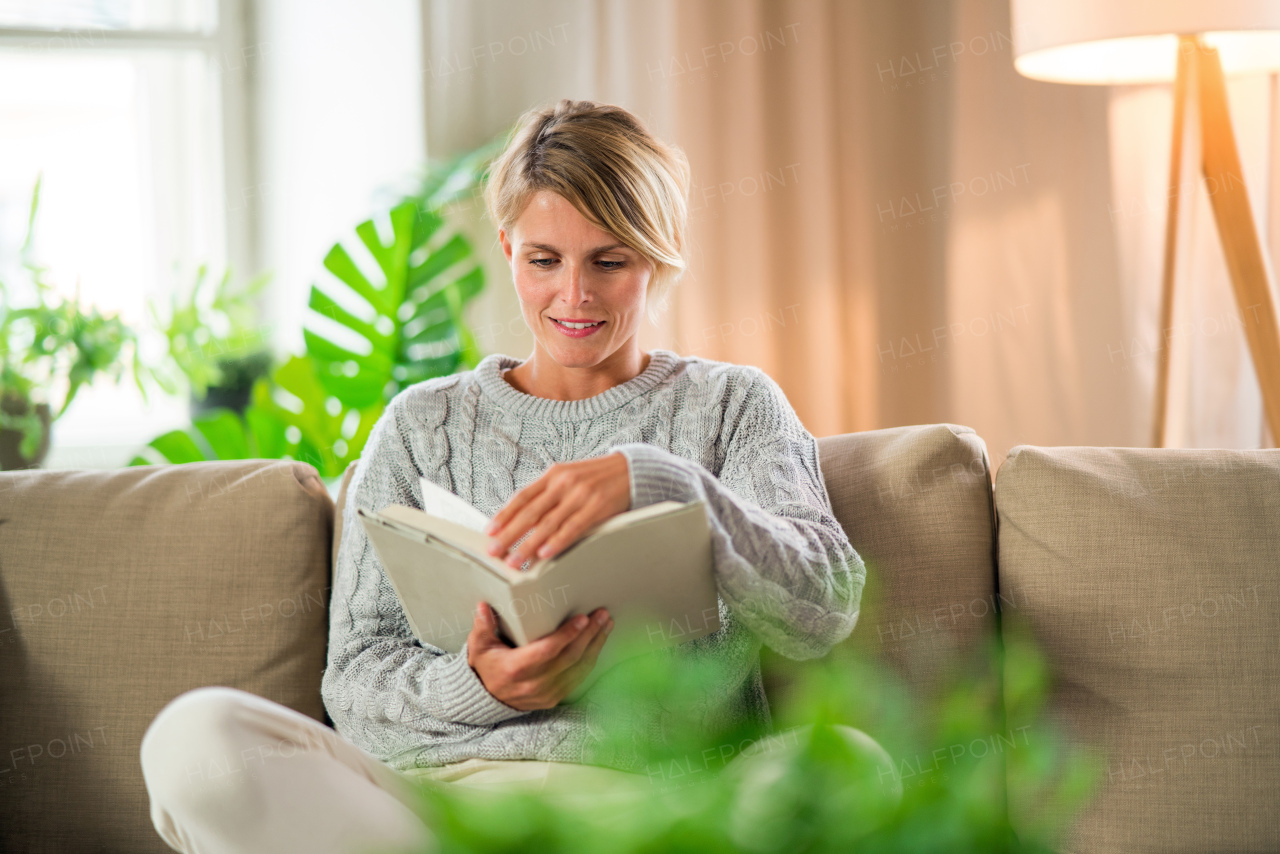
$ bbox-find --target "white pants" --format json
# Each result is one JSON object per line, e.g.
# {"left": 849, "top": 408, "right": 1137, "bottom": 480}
{"left": 139, "top": 687, "right": 652, "bottom": 854}
{"left": 141, "top": 686, "right": 896, "bottom": 853}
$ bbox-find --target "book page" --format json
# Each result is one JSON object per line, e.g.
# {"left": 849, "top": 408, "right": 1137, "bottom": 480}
{"left": 377, "top": 504, "right": 517, "bottom": 582}
{"left": 419, "top": 477, "right": 492, "bottom": 532}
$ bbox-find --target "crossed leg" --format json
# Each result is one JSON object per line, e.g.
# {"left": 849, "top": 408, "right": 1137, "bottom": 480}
{"left": 141, "top": 686, "right": 436, "bottom": 854}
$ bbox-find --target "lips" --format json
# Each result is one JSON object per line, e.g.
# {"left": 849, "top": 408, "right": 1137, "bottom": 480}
{"left": 549, "top": 317, "right": 605, "bottom": 338}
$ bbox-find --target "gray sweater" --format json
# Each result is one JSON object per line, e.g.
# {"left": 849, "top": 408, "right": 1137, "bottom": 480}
{"left": 321, "top": 349, "right": 864, "bottom": 772}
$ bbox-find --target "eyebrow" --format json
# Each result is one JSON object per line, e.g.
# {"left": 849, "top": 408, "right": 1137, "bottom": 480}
{"left": 524, "top": 242, "right": 628, "bottom": 255}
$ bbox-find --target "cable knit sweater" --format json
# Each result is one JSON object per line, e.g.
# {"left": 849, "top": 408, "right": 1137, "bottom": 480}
{"left": 320, "top": 348, "right": 865, "bottom": 773}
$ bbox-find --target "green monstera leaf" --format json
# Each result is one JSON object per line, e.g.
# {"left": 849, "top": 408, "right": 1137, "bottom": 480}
{"left": 250, "top": 354, "right": 382, "bottom": 477}
{"left": 304, "top": 199, "right": 483, "bottom": 410}
{"left": 129, "top": 356, "right": 382, "bottom": 478}
{"left": 128, "top": 405, "right": 287, "bottom": 466}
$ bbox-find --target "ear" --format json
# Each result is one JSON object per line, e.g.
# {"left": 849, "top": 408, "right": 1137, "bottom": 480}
{"left": 499, "top": 228, "right": 513, "bottom": 264}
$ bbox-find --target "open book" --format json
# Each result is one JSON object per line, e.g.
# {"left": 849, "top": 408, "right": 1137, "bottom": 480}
{"left": 356, "top": 476, "right": 721, "bottom": 673}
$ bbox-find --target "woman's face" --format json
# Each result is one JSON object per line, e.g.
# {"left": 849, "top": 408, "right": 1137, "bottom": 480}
{"left": 499, "top": 190, "right": 652, "bottom": 371}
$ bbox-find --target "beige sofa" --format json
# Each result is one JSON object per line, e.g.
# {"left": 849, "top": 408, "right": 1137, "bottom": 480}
{"left": 0, "top": 424, "right": 1275, "bottom": 853}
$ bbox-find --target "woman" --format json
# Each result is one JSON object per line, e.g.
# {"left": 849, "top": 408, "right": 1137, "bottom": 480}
{"left": 140, "top": 99, "right": 871, "bottom": 853}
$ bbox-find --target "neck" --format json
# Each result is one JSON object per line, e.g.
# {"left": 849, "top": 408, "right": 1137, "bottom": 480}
{"left": 505, "top": 343, "right": 651, "bottom": 401}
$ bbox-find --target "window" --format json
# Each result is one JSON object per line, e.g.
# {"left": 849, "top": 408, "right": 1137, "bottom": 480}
{"left": 0, "top": 0, "right": 254, "bottom": 466}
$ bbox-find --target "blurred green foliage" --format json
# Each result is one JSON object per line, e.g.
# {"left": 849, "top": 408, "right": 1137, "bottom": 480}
{"left": 144, "top": 263, "right": 273, "bottom": 401}
{"left": 393, "top": 628, "right": 1101, "bottom": 854}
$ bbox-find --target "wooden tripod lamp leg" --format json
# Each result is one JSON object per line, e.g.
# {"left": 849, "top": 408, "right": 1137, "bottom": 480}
{"left": 1151, "top": 35, "right": 1196, "bottom": 448}
{"left": 1197, "top": 39, "right": 1280, "bottom": 439}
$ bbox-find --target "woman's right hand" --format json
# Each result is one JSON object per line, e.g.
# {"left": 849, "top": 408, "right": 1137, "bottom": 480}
{"left": 466, "top": 602, "right": 613, "bottom": 710}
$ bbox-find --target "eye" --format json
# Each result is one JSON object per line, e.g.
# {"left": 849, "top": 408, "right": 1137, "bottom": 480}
{"left": 529, "top": 258, "right": 556, "bottom": 268}
{"left": 598, "top": 260, "right": 625, "bottom": 270}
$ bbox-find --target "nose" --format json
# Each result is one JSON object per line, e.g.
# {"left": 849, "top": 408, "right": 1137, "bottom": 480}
{"left": 560, "top": 261, "right": 590, "bottom": 306}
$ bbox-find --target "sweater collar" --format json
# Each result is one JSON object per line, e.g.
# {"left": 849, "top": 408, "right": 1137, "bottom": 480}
{"left": 473, "top": 349, "right": 681, "bottom": 422}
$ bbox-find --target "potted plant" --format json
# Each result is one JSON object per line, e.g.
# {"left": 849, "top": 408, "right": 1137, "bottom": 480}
{"left": 131, "top": 141, "right": 499, "bottom": 480}
{"left": 0, "top": 176, "right": 146, "bottom": 470}
{"left": 146, "top": 264, "right": 275, "bottom": 419}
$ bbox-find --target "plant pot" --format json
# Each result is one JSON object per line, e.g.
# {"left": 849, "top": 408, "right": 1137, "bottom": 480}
{"left": 190, "top": 348, "right": 274, "bottom": 419}
{"left": 0, "top": 394, "right": 52, "bottom": 471}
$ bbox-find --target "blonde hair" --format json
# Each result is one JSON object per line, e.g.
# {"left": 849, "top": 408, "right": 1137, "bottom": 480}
{"left": 483, "top": 99, "right": 691, "bottom": 325}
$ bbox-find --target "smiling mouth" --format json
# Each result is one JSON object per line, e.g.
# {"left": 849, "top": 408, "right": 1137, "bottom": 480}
{"left": 551, "top": 318, "right": 605, "bottom": 329}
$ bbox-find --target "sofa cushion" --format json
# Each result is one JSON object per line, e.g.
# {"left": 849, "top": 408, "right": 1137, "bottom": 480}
{"left": 813, "top": 424, "right": 999, "bottom": 695}
{"left": 0, "top": 460, "right": 334, "bottom": 854}
{"left": 995, "top": 446, "right": 1280, "bottom": 854}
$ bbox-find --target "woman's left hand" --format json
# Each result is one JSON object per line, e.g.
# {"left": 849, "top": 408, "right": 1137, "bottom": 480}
{"left": 485, "top": 451, "right": 631, "bottom": 568}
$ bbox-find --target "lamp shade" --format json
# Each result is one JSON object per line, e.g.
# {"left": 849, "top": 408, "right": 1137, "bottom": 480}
{"left": 1011, "top": 0, "right": 1280, "bottom": 84}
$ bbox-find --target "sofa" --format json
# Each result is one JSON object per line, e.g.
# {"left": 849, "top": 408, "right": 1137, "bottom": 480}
{"left": 0, "top": 423, "right": 1275, "bottom": 853}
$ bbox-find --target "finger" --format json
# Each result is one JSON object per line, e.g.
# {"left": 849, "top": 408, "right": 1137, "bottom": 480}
{"left": 467, "top": 602, "right": 503, "bottom": 653}
{"left": 514, "top": 611, "right": 593, "bottom": 668}
{"left": 569, "top": 611, "right": 613, "bottom": 671}
{"left": 487, "top": 486, "right": 560, "bottom": 558}
{"left": 557, "top": 616, "right": 614, "bottom": 691}
{"left": 487, "top": 487, "right": 548, "bottom": 553}
{"left": 541, "top": 609, "right": 610, "bottom": 679}
{"left": 533, "top": 501, "right": 603, "bottom": 560}
{"left": 508, "top": 488, "right": 589, "bottom": 565}
{"left": 485, "top": 477, "right": 547, "bottom": 537}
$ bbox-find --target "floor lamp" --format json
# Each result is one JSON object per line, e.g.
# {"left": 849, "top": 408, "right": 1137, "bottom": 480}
{"left": 1010, "top": 1, "right": 1280, "bottom": 447}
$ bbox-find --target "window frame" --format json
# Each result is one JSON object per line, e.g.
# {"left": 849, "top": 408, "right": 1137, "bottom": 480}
{"left": 0, "top": 0, "right": 262, "bottom": 467}
{"left": 0, "top": 0, "right": 259, "bottom": 291}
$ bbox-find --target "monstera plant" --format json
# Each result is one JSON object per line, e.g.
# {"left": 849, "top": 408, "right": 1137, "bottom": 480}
{"left": 304, "top": 198, "right": 483, "bottom": 409}
{"left": 130, "top": 142, "right": 498, "bottom": 478}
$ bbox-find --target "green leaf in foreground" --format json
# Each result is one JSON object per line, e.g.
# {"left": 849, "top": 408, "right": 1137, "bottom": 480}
{"left": 391, "top": 630, "right": 1101, "bottom": 854}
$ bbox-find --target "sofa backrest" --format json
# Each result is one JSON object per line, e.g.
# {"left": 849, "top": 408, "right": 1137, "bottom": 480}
{"left": 995, "top": 445, "right": 1280, "bottom": 854}
{"left": 0, "top": 460, "right": 334, "bottom": 854}
{"left": 813, "top": 424, "right": 999, "bottom": 695}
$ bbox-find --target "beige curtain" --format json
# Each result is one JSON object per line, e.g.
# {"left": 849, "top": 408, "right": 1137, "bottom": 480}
{"left": 424, "top": 0, "right": 1278, "bottom": 457}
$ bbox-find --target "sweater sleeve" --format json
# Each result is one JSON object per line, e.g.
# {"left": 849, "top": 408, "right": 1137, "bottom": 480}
{"left": 321, "top": 391, "right": 525, "bottom": 761}
{"left": 612, "top": 370, "right": 864, "bottom": 660}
